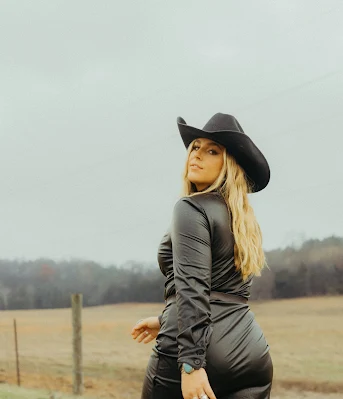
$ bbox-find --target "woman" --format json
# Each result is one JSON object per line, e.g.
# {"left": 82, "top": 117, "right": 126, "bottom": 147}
{"left": 131, "top": 113, "right": 273, "bottom": 399}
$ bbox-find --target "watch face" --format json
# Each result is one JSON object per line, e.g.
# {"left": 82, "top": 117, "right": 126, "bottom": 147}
{"left": 183, "top": 363, "right": 194, "bottom": 373}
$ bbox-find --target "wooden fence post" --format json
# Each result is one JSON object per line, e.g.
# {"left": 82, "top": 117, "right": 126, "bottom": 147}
{"left": 71, "top": 293, "right": 83, "bottom": 395}
{"left": 13, "top": 319, "right": 20, "bottom": 386}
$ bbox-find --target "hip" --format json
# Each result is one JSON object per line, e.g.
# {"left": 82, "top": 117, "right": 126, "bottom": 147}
{"left": 155, "top": 299, "right": 271, "bottom": 372}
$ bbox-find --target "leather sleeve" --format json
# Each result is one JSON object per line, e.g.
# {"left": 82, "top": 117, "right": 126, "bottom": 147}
{"left": 170, "top": 197, "right": 213, "bottom": 370}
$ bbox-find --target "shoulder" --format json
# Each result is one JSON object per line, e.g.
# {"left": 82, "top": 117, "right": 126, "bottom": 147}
{"left": 173, "top": 191, "right": 227, "bottom": 220}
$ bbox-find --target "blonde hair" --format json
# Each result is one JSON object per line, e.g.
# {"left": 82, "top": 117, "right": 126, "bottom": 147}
{"left": 181, "top": 139, "right": 267, "bottom": 281}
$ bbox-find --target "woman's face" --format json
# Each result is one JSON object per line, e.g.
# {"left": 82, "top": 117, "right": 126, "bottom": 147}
{"left": 187, "top": 137, "right": 225, "bottom": 191}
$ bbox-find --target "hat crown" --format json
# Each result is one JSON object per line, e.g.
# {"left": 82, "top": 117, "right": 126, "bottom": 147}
{"left": 203, "top": 113, "right": 244, "bottom": 134}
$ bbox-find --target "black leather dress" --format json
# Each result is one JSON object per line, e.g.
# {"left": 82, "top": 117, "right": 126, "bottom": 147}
{"left": 141, "top": 190, "right": 273, "bottom": 399}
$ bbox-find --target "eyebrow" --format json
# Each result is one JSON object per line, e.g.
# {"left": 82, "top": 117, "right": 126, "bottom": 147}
{"left": 194, "top": 139, "right": 222, "bottom": 149}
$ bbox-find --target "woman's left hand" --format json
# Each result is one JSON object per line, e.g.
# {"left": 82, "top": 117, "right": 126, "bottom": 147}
{"left": 181, "top": 368, "right": 217, "bottom": 399}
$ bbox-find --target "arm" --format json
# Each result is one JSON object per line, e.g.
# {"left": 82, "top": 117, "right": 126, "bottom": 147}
{"left": 171, "top": 198, "right": 213, "bottom": 371}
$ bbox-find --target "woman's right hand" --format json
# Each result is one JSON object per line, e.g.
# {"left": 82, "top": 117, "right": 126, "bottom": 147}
{"left": 130, "top": 316, "right": 160, "bottom": 344}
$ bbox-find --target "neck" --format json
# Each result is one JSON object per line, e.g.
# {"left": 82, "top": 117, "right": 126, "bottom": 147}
{"left": 195, "top": 184, "right": 211, "bottom": 192}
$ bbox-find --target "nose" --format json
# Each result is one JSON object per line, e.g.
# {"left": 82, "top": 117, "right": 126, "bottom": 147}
{"left": 194, "top": 149, "right": 202, "bottom": 159}
{"left": 190, "top": 147, "right": 203, "bottom": 162}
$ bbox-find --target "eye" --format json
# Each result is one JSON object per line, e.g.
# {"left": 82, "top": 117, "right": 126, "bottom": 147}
{"left": 209, "top": 149, "right": 218, "bottom": 155}
{"left": 191, "top": 145, "right": 199, "bottom": 151}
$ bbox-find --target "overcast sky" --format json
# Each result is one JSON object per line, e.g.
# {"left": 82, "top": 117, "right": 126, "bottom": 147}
{"left": 0, "top": 1, "right": 342, "bottom": 266}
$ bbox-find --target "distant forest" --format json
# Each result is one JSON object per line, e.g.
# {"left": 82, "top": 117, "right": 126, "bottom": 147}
{"left": 0, "top": 236, "right": 342, "bottom": 310}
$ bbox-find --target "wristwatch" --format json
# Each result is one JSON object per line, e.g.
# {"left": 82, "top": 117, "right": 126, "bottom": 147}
{"left": 181, "top": 363, "right": 195, "bottom": 374}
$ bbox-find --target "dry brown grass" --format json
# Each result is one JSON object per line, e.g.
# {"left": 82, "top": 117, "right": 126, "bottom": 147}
{"left": 0, "top": 296, "right": 342, "bottom": 398}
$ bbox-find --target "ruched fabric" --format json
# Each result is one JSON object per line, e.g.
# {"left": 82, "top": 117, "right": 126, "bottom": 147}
{"left": 141, "top": 190, "right": 273, "bottom": 398}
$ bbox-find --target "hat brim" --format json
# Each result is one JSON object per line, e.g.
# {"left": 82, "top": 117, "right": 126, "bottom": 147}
{"left": 177, "top": 117, "right": 270, "bottom": 192}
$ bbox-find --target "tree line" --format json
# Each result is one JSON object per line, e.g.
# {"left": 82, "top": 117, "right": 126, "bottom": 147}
{"left": 0, "top": 235, "right": 342, "bottom": 310}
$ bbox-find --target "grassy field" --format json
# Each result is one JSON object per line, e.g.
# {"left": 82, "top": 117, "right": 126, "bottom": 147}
{"left": 0, "top": 385, "right": 342, "bottom": 399}
{"left": 0, "top": 384, "right": 98, "bottom": 399}
{"left": 0, "top": 296, "right": 342, "bottom": 399}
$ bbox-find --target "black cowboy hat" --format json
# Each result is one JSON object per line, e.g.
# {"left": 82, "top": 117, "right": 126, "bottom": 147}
{"left": 177, "top": 112, "right": 270, "bottom": 192}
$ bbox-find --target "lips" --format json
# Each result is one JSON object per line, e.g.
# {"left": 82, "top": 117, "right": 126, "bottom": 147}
{"left": 189, "top": 163, "right": 203, "bottom": 169}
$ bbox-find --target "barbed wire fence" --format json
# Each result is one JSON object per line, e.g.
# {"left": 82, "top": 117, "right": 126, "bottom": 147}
{"left": 0, "top": 297, "right": 162, "bottom": 399}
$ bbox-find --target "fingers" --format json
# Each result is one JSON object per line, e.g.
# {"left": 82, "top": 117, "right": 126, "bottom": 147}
{"left": 201, "top": 383, "right": 217, "bottom": 399}
{"left": 197, "top": 390, "right": 216, "bottom": 399}
{"left": 202, "top": 375, "right": 216, "bottom": 399}
{"left": 131, "top": 326, "right": 145, "bottom": 338}
{"left": 141, "top": 331, "right": 153, "bottom": 344}
{"left": 132, "top": 328, "right": 153, "bottom": 343}
{"left": 183, "top": 369, "right": 216, "bottom": 399}
{"left": 131, "top": 319, "right": 153, "bottom": 344}
{"left": 138, "top": 330, "right": 150, "bottom": 343}
{"left": 131, "top": 318, "right": 157, "bottom": 344}
{"left": 132, "top": 328, "right": 146, "bottom": 340}
{"left": 131, "top": 319, "right": 146, "bottom": 332}
{"left": 131, "top": 319, "right": 148, "bottom": 338}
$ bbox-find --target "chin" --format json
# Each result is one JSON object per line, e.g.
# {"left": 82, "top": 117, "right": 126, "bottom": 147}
{"left": 188, "top": 172, "right": 200, "bottom": 181}
{"left": 188, "top": 177, "right": 200, "bottom": 185}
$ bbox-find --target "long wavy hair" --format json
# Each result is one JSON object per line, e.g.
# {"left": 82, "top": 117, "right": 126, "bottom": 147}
{"left": 180, "top": 139, "right": 267, "bottom": 281}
